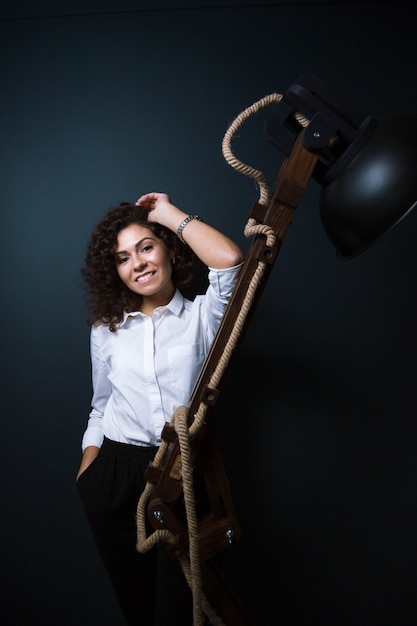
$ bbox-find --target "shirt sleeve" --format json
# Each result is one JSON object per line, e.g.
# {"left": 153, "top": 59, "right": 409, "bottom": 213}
{"left": 207, "top": 263, "right": 242, "bottom": 301}
{"left": 197, "top": 263, "right": 242, "bottom": 345}
{"left": 81, "top": 327, "right": 111, "bottom": 451}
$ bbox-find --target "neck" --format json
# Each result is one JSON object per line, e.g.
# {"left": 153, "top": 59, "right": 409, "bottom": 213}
{"left": 141, "top": 286, "right": 175, "bottom": 317}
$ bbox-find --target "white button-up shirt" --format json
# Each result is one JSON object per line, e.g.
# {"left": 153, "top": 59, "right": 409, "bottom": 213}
{"left": 81, "top": 264, "right": 241, "bottom": 450}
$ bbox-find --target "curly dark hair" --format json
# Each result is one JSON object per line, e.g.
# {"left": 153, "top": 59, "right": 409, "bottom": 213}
{"left": 82, "top": 202, "right": 202, "bottom": 331}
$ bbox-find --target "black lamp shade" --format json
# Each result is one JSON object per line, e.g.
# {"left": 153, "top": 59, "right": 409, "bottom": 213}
{"left": 319, "top": 114, "right": 417, "bottom": 259}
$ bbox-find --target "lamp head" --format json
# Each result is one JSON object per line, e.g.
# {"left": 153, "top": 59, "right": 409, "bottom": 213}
{"left": 265, "top": 74, "right": 417, "bottom": 258}
{"left": 319, "top": 114, "right": 417, "bottom": 258}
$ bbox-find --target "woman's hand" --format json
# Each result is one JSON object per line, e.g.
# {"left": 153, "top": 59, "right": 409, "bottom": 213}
{"left": 136, "top": 192, "right": 173, "bottom": 224}
{"left": 76, "top": 446, "right": 100, "bottom": 481}
{"left": 136, "top": 192, "right": 189, "bottom": 236}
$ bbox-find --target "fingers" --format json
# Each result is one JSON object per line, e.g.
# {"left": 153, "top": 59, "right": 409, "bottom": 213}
{"left": 135, "top": 193, "right": 152, "bottom": 207}
{"left": 135, "top": 192, "right": 169, "bottom": 207}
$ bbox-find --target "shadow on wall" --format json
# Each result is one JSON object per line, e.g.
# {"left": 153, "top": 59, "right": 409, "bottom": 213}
{"left": 214, "top": 323, "right": 417, "bottom": 624}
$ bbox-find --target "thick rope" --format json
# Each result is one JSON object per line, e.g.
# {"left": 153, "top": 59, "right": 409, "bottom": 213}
{"left": 222, "top": 92, "right": 309, "bottom": 205}
{"left": 136, "top": 92, "right": 311, "bottom": 625}
{"left": 136, "top": 404, "right": 219, "bottom": 625}
{"left": 175, "top": 406, "right": 204, "bottom": 624}
{"left": 222, "top": 93, "right": 282, "bottom": 205}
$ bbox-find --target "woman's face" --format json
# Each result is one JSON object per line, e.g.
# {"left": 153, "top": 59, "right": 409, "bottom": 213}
{"left": 114, "top": 223, "right": 175, "bottom": 305}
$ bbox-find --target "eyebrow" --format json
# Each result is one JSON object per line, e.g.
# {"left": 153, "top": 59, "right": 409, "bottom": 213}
{"left": 114, "top": 236, "right": 155, "bottom": 256}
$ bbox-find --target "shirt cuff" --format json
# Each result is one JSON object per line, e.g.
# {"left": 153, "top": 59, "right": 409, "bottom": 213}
{"left": 207, "top": 263, "right": 242, "bottom": 298}
{"left": 81, "top": 427, "right": 104, "bottom": 452}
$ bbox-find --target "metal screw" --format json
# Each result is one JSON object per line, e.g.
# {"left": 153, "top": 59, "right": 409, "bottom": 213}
{"left": 153, "top": 510, "right": 164, "bottom": 524}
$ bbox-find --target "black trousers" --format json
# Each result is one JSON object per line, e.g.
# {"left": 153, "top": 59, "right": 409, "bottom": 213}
{"left": 77, "top": 437, "right": 193, "bottom": 626}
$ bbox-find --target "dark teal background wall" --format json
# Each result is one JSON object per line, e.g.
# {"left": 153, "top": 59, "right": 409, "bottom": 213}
{"left": 2, "top": 1, "right": 417, "bottom": 624}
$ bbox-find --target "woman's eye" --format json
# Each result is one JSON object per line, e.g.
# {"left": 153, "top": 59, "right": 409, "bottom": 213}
{"left": 117, "top": 256, "right": 128, "bottom": 264}
{"left": 141, "top": 245, "right": 153, "bottom": 253}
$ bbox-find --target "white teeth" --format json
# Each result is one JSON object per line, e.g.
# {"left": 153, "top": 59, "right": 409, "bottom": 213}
{"left": 136, "top": 272, "right": 154, "bottom": 282}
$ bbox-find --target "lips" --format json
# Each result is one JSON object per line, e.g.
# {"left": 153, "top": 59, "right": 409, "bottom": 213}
{"left": 135, "top": 271, "right": 156, "bottom": 283}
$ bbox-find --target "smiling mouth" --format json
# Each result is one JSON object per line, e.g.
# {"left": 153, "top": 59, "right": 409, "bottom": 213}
{"left": 135, "top": 271, "right": 156, "bottom": 283}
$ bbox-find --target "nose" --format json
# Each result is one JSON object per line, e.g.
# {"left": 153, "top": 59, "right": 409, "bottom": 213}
{"left": 133, "top": 252, "right": 147, "bottom": 271}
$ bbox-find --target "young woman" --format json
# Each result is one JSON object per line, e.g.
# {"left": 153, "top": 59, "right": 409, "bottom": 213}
{"left": 76, "top": 192, "right": 244, "bottom": 625}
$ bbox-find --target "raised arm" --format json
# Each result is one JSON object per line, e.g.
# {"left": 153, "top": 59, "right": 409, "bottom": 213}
{"left": 136, "top": 192, "right": 244, "bottom": 269}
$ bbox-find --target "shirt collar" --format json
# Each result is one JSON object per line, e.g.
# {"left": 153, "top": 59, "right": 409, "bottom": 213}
{"left": 118, "top": 289, "right": 184, "bottom": 328}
